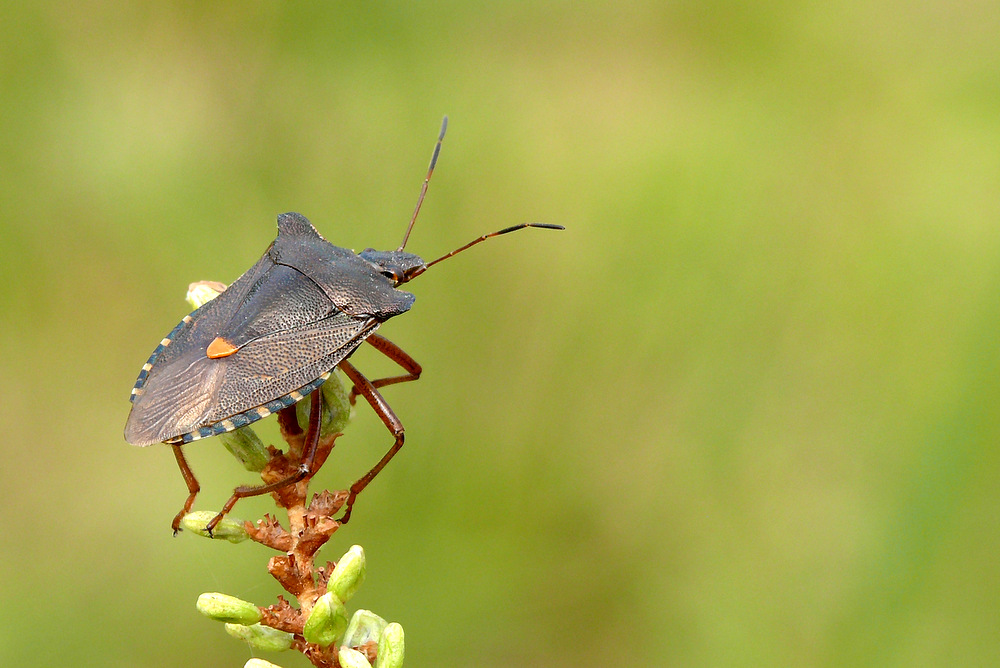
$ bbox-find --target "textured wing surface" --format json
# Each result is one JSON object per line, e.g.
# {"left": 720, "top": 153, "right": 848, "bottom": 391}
{"left": 124, "top": 250, "right": 273, "bottom": 446}
{"left": 210, "top": 311, "right": 375, "bottom": 420}
{"left": 125, "top": 308, "right": 376, "bottom": 446}
{"left": 214, "top": 262, "right": 335, "bottom": 349}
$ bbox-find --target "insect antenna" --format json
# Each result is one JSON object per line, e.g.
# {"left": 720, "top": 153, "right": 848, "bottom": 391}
{"left": 398, "top": 116, "right": 449, "bottom": 251}
{"left": 404, "top": 222, "right": 565, "bottom": 282}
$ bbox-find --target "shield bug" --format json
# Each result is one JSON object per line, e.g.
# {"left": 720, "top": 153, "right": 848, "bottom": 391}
{"left": 124, "top": 117, "right": 563, "bottom": 532}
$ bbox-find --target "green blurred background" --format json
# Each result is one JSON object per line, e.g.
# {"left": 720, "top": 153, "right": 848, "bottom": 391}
{"left": 2, "top": 2, "right": 999, "bottom": 666}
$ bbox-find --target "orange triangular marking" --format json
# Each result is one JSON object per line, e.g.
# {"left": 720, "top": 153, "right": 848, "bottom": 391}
{"left": 206, "top": 336, "right": 238, "bottom": 359}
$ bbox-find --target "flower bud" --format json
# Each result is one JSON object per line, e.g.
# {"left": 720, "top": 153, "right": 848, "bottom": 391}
{"left": 328, "top": 545, "right": 366, "bottom": 603}
{"left": 186, "top": 281, "right": 227, "bottom": 309}
{"left": 243, "top": 659, "right": 285, "bottom": 668}
{"left": 338, "top": 646, "right": 372, "bottom": 668}
{"left": 218, "top": 426, "right": 270, "bottom": 472}
{"left": 342, "top": 610, "right": 387, "bottom": 650}
{"left": 303, "top": 592, "right": 349, "bottom": 647}
{"left": 226, "top": 623, "right": 295, "bottom": 652}
{"left": 180, "top": 511, "right": 249, "bottom": 543}
{"left": 375, "top": 622, "right": 405, "bottom": 668}
{"left": 196, "top": 592, "right": 261, "bottom": 625}
{"left": 296, "top": 371, "right": 352, "bottom": 437}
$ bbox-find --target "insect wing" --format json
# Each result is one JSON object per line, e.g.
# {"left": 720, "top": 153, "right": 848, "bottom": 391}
{"left": 208, "top": 309, "right": 376, "bottom": 429}
{"left": 124, "top": 250, "right": 272, "bottom": 446}
{"left": 125, "top": 291, "right": 375, "bottom": 446}
{"left": 212, "top": 262, "right": 335, "bottom": 351}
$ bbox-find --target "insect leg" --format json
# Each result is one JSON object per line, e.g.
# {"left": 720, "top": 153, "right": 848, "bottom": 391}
{"left": 170, "top": 444, "right": 201, "bottom": 534}
{"left": 277, "top": 403, "right": 303, "bottom": 437}
{"left": 203, "top": 390, "right": 324, "bottom": 535}
{"left": 348, "top": 334, "right": 422, "bottom": 405}
{"left": 338, "top": 359, "right": 405, "bottom": 524}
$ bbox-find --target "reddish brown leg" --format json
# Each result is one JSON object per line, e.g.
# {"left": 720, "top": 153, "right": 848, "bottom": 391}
{"left": 348, "top": 334, "right": 422, "bottom": 405}
{"left": 170, "top": 444, "right": 201, "bottom": 534}
{"left": 338, "top": 359, "right": 407, "bottom": 524}
{"left": 277, "top": 403, "right": 303, "bottom": 437}
{"left": 204, "top": 390, "right": 324, "bottom": 535}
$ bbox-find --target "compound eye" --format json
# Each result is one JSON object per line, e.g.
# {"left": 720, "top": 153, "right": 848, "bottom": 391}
{"left": 381, "top": 269, "right": 402, "bottom": 283}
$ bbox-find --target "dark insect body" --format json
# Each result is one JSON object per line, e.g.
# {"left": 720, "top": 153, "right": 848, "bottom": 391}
{"left": 123, "top": 117, "right": 563, "bottom": 531}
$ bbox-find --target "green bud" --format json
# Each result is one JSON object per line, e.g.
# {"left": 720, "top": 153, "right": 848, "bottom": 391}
{"left": 342, "top": 610, "right": 387, "bottom": 650}
{"left": 179, "top": 511, "right": 249, "bottom": 543}
{"left": 196, "top": 592, "right": 261, "bottom": 625}
{"left": 375, "top": 622, "right": 405, "bottom": 668}
{"left": 328, "top": 545, "right": 366, "bottom": 603}
{"left": 296, "top": 370, "right": 352, "bottom": 437}
{"left": 338, "top": 646, "right": 373, "bottom": 668}
{"left": 185, "top": 281, "right": 227, "bottom": 309}
{"left": 225, "top": 623, "right": 295, "bottom": 652}
{"left": 303, "top": 592, "right": 348, "bottom": 647}
{"left": 243, "top": 659, "right": 285, "bottom": 668}
{"left": 218, "top": 426, "right": 271, "bottom": 472}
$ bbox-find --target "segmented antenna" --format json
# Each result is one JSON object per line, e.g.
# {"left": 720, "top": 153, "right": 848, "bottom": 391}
{"left": 399, "top": 116, "right": 448, "bottom": 251}
{"left": 402, "top": 222, "right": 565, "bottom": 283}
{"left": 424, "top": 223, "right": 565, "bottom": 271}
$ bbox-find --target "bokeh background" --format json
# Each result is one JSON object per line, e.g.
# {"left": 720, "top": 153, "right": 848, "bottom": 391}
{"left": 3, "top": 2, "right": 999, "bottom": 666}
